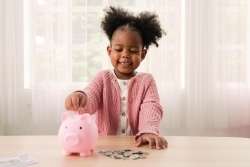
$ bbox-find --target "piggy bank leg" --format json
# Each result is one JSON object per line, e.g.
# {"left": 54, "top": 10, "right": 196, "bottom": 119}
{"left": 63, "top": 150, "right": 72, "bottom": 156}
{"left": 80, "top": 149, "right": 94, "bottom": 157}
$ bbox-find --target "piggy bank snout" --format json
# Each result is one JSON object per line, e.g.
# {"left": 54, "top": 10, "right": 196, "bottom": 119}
{"left": 64, "top": 133, "right": 80, "bottom": 146}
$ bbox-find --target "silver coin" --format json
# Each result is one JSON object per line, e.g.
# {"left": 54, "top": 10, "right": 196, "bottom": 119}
{"left": 98, "top": 149, "right": 149, "bottom": 160}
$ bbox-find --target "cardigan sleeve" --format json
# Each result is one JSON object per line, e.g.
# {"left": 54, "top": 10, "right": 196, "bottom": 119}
{"left": 81, "top": 71, "right": 104, "bottom": 114}
{"left": 136, "top": 75, "right": 163, "bottom": 138}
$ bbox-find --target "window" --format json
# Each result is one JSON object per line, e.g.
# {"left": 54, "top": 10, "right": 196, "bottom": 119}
{"left": 24, "top": 0, "right": 112, "bottom": 88}
{"left": 216, "top": 0, "right": 249, "bottom": 84}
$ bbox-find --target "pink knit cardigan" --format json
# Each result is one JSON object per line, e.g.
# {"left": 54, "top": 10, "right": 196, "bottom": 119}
{"left": 82, "top": 70, "right": 164, "bottom": 137}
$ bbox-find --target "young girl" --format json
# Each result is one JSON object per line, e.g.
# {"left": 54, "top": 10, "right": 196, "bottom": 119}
{"left": 65, "top": 6, "right": 167, "bottom": 150}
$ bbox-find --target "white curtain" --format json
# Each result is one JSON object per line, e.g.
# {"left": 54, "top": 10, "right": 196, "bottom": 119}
{"left": 0, "top": 0, "right": 3, "bottom": 134}
{"left": 1, "top": 0, "right": 250, "bottom": 137}
{"left": 162, "top": 0, "right": 250, "bottom": 136}
{"left": 0, "top": 0, "right": 31, "bottom": 134}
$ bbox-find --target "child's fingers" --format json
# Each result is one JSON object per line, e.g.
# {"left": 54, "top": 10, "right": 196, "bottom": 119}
{"left": 64, "top": 97, "right": 71, "bottom": 110}
{"left": 78, "top": 107, "right": 89, "bottom": 114}
{"left": 65, "top": 95, "right": 76, "bottom": 111}
{"left": 155, "top": 137, "right": 161, "bottom": 150}
{"left": 71, "top": 95, "right": 80, "bottom": 110}
{"left": 136, "top": 135, "right": 168, "bottom": 149}
{"left": 157, "top": 137, "right": 167, "bottom": 149}
{"left": 162, "top": 137, "right": 168, "bottom": 148}
{"left": 79, "top": 93, "right": 87, "bottom": 108}
{"left": 147, "top": 138, "right": 155, "bottom": 149}
{"left": 135, "top": 137, "right": 143, "bottom": 147}
{"left": 145, "top": 137, "right": 155, "bottom": 149}
{"left": 135, "top": 137, "right": 142, "bottom": 147}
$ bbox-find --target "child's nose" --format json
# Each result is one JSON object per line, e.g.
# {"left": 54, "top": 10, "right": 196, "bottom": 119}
{"left": 121, "top": 50, "right": 130, "bottom": 58}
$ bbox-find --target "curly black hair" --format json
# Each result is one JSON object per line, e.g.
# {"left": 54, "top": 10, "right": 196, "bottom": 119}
{"left": 101, "top": 6, "right": 165, "bottom": 49}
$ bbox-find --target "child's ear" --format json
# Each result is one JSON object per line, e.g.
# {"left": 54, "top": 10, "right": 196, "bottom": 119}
{"left": 79, "top": 113, "right": 91, "bottom": 124}
{"left": 107, "top": 45, "right": 112, "bottom": 56}
{"left": 141, "top": 49, "right": 147, "bottom": 60}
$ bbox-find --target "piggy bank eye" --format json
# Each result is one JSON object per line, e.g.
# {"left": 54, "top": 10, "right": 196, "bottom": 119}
{"left": 79, "top": 126, "right": 82, "bottom": 130}
{"left": 65, "top": 126, "right": 68, "bottom": 129}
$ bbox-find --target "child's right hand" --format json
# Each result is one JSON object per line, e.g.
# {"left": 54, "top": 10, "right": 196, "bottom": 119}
{"left": 64, "top": 91, "right": 87, "bottom": 112}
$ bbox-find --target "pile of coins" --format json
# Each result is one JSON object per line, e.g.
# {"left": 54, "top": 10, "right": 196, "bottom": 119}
{"left": 98, "top": 149, "right": 149, "bottom": 160}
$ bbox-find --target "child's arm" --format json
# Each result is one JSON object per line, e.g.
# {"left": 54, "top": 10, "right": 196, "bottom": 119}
{"left": 65, "top": 91, "right": 87, "bottom": 111}
{"left": 135, "top": 75, "right": 167, "bottom": 149}
{"left": 65, "top": 71, "right": 103, "bottom": 114}
{"left": 80, "top": 71, "right": 104, "bottom": 114}
{"left": 136, "top": 75, "right": 163, "bottom": 137}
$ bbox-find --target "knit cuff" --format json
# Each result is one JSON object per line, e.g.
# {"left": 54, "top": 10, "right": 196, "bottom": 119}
{"left": 135, "top": 127, "right": 160, "bottom": 140}
{"left": 74, "top": 90, "right": 86, "bottom": 95}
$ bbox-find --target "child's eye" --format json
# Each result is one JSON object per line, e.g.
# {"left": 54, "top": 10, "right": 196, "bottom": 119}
{"left": 130, "top": 50, "right": 139, "bottom": 53}
{"left": 114, "top": 48, "right": 122, "bottom": 52}
{"left": 130, "top": 48, "right": 139, "bottom": 53}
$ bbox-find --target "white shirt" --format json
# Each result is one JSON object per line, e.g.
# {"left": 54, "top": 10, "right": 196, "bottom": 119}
{"left": 111, "top": 70, "right": 132, "bottom": 135}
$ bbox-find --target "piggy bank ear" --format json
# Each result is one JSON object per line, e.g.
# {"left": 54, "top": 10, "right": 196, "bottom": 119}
{"left": 90, "top": 114, "right": 96, "bottom": 122}
{"left": 62, "top": 111, "right": 71, "bottom": 121}
{"left": 79, "top": 113, "right": 91, "bottom": 124}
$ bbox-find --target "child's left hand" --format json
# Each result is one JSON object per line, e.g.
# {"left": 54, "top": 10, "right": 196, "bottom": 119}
{"left": 135, "top": 133, "right": 168, "bottom": 150}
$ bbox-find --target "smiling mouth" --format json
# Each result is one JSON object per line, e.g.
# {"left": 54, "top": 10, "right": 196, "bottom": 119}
{"left": 119, "top": 62, "right": 132, "bottom": 67}
{"left": 120, "top": 62, "right": 131, "bottom": 64}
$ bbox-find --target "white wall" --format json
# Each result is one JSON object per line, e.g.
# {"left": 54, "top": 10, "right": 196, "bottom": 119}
{"left": 0, "top": 0, "right": 34, "bottom": 135}
{"left": 0, "top": 0, "right": 4, "bottom": 134}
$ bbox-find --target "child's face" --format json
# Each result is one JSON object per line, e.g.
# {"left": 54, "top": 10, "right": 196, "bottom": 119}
{"left": 107, "top": 28, "right": 147, "bottom": 79}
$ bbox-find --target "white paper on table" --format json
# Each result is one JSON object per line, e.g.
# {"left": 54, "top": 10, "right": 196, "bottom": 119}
{"left": 0, "top": 154, "right": 38, "bottom": 167}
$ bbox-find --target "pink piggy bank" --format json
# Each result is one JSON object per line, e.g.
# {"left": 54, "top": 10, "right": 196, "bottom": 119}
{"left": 58, "top": 112, "right": 98, "bottom": 157}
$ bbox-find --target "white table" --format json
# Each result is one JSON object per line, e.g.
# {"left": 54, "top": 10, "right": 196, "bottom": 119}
{"left": 0, "top": 136, "right": 250, "bottom": 167}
